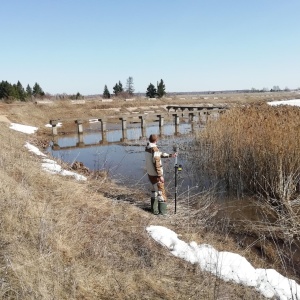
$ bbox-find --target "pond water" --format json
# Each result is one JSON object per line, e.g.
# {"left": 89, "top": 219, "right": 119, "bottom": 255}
{"left": 46, "top": 120, "right": 212, "bottom": 198}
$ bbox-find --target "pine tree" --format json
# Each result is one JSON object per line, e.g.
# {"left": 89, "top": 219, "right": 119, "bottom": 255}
{"left": 32, "top": 82, "right": 45, "bottom": 97}
{"left": 0, "top": 81, "right": 12, "bottom": 99}
{"left": 103, "top": 85, "right": 111, "bottom": 99}
{"left": 16, "top": 81, "right": 26, "bottom": 101}
{"left": 146, "top": 83, "right": 157, "bottom": 98}
{"left": 113, "top": 81, "right": 124, "bottom": 96}
{"left": 125, "top": 76, "right": 134, "bottom": 95}
{"left": 26, "top": 84, "right": 32, "bottom": 97}
{"left": 157, "top": 79, "right": 166, "bottom": 98}
{"left": 76, "top": 92, "right": 82, "bottom": 99}
{"left": 11, "top": 84, "right": 20, "bottom": 99}
{"left": 118, "top": 81, "right": 123, "bottom": 93}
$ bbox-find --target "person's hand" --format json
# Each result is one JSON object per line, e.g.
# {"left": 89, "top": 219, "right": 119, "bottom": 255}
{"left": 159, "top": 176, "right": 165, "bottom": 183}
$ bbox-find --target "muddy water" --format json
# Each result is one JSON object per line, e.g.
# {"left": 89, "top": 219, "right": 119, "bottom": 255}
{"left": 47, "top": 118, "right": 300, "bottom": 276}
{"left": 46, "top": 121, "right": 209, "bottom": 196}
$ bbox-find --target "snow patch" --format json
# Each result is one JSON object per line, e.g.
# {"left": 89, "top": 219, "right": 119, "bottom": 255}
{"left": 147, "top": 225, "right": 300, "bottom": 300}
{"left": 10, "top": 123, "right": 38, "bottom": 134}
{"left": 267, "top": 99, "right": 300, "bottom": 107}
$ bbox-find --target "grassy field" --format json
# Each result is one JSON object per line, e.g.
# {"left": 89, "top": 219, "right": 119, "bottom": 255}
{"left": 0, "top": 92, "right": 299, "bottom": 299}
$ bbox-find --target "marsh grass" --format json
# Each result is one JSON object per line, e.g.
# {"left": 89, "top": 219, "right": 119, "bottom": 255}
{"left": 1, "top": 94, "right": 299, "bottom": 299}
{"left": 0, "top": 124, "right": 270, "bottom": 299}
{"left": 192, "top": 103, "right": 300, "bottom": 278}
{"left": 198, "top": 103, "right": 300, "bottom": 204}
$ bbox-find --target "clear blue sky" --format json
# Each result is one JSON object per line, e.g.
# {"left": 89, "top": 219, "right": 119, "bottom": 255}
{"left": 1, "top": 0, "right": 300, "bottom": 95}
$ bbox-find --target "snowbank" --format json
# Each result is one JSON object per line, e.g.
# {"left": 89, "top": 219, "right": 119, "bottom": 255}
{"left": 10, "top": 123, "right": 38, "bottom": 134}
{"left": 267, "top": 99, "right": 300, "bottom": 107}
{"left": 147, "top": 226, "right": 300, "bottom": 300}
{"left": 10, "top": 123, "right": 87, "bottom": 181}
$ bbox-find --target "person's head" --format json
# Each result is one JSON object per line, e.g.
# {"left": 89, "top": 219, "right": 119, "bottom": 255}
{"left": 149, "top": 134, "right": 158, "bottom": 144}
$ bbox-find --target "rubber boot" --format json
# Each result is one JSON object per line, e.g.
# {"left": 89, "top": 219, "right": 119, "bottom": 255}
{"left": 151, "top": 197, "right": 159, "bottom": 215}
{"left": 158, "top": 201, "right": 167, "bottom": 215}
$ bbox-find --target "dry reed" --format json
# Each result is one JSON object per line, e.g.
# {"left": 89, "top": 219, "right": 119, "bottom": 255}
{"left": 193, "top": 103, "right": 300, "bottom": 278}
{"left": 1, "top": 95, "right": 295, "bottom": 299}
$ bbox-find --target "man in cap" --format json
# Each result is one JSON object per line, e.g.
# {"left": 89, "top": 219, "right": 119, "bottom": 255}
{"left": 145, "top": 134, "right": 177, "bottom": 215}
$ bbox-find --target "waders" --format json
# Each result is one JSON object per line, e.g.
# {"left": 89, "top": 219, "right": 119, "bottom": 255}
{"left": 151, "top": 191, "right": 159, "bottom": 215}
{"left": 158, "top": 201, "right": 167, "bottom": 215}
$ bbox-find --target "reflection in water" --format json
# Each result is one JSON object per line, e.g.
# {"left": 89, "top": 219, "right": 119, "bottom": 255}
{"left": 47, "top": 122, "right": 213, "bottom": 198}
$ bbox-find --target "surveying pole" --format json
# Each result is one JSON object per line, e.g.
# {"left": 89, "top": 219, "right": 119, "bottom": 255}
{"left": 174, "top": 146, "right": 182, "bottom": 214}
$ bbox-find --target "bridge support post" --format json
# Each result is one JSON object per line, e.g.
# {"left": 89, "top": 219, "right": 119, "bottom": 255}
{"left": 50, "top": 120, "right": 59, "bottom": 135}
{"left": 157, "top": 115, "right": 164, "bottom": 127}
{"left": 77, "top": 133, "right": 85, "bottom": 147}
{"left": 75, "top": 119, "right": 83, "bottom": 134}
{"left": 188, "top": 112, "right": 196, "bottom": 122}
{"left": 139, "top": 115, "right": 147, "bottom": 137}
{"left": 172, "top": 113, "right": 180, "bottom": 135}
{"left": 99, "top": 118, "right": 108, "bottom": 144}
{"left": 52, "top": 135, "right": 60, "bottom": 150}
{"left": 119, "top": 117, "right": 128, "bottom": 141}
{"left": 157, "top": 114, "right": 164, "bottom": 136}
{"left": 189, "top": 112, "right": 196, "bottom": 132}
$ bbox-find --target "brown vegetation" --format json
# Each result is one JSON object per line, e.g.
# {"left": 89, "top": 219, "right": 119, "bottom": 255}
{"left": 195, "top": 102, "right": 300, "bottom": 277}
{"left": 0, "top": 92, "right": 299, "bottom": 299}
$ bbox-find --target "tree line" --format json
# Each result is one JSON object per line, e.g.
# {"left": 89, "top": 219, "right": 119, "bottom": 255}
{"left": 0, "top": 81, "right": 45, "bottom": 101}
{"left": 102, "top": 77, "right": 166, "bottom": 99}
{"left": 0, "top": 77, "right": 167, "bottom": 101}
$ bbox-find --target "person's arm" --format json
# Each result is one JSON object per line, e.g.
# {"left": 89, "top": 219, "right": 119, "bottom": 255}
{"left": 161, "top": 152, "right": 177, "bottom": 158}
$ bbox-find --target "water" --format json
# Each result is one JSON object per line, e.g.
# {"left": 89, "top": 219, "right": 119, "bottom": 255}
{"left": 46, "top": 121, "right": 207, "bottom": 195}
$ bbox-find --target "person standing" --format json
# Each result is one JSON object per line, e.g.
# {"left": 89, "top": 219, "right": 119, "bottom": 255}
{"left": 145, "top": 134, "right": 177, "bottom": 215}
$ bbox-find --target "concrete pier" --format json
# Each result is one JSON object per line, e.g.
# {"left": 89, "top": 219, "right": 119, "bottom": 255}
{"left": 188, "top": 112, "right": 196, "bottom": 122}
{"left": 98, "top": 118, "right": 107, "bottom": 144}
{"left": 50, "top": 119, "right": 59, "bottom": 135}
{"left": 75, "top": 119, "right": 83, "bottom": 134}
{"left": 172, "top": 113, "right": 180, "bottom": 135}
{"left": 49, "top": 105, "right": 228, "bottom": 148}
{"left": 119, "top": 117, "right": 128, "bottom": 141}
{"left": 157, "top": 114, "right": 164, "bottom": 127}
{"left": 139, "top": 115, "right": 147, "bottom": 137}
{"left": 76, "top": 133, "right": 85, "bottom": 147}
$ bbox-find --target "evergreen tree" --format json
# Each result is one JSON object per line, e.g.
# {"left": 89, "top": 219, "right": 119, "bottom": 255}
{"left": 10, "top": 84, "right": 19, "bottom": 100}
{"left": 26, "top": 84, "right": 32, "bottom": 97}
{"left": 118, "top": 81, "right": 123, "bottom": 93}
{"left": 125, "top": 76, "right": 134, "bottom": 95}
{"left": 113, "top": 83, "right": 119, "bottom": 95}
{"left": 76, "top": 92, "right": 82, "bottom": 99}
{"left": 157, "top": 79, "right": 166, "bottom": 98}
{"left": 32, "top": 82, "right": 45, "bottom": 97}
{"left": 0, "top": 81, "right": 12, "bottom": 99}
{"left": 113, "top": 81, "right": 124, "bottom": 96}
{"left": 146, "top": 83, "right": 157, "bottom": 98}
{"left": 16, "top": 81, "right": 26, "bottom": 101}
{"left": 103, "top": 85, "right": 111, "bottom": 99}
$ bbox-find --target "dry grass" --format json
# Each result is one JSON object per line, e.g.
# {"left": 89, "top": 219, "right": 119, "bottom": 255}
{"left": 193, "top": 102, "right": 300, "bottom": 278}
{"left": 0, "top": 98, "right": 277, "bottom": 299}
{"left": 199, "top": 103, "right": 300, "bottom": 204}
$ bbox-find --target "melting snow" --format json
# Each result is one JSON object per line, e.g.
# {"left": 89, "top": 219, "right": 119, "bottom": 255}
{"left": 10, "top": 123, "right": 86, "bottom": 181}
{"left": 10, "top": 123, "right": 38, "bottom": 134}
{"left": 267, "top": 99, "right": 300, "bottom": 107}
{"left": 147, "top": 226, "right": 300, "bottom": 300}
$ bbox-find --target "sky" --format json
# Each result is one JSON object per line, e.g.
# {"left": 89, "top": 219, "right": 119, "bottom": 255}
{"left": 1, "top": 0, "right": 300, "bottom": 95}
